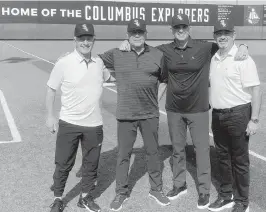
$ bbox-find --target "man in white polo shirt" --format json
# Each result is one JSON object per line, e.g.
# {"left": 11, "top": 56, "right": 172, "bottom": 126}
{"left": 208, "top": 19, "right": 262, "bottom": 212}
{"left": 46, "top": 23, "right": 115, "bottom": 212}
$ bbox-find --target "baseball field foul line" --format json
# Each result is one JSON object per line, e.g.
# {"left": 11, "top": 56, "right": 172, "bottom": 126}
{"left": 0, "top": 90, "right": 22, "bottom": 144}
{"left": 0, "top": 41, "right": 115, "bottom": 87}
{"left": 3, "top": 41, "right": 266, "bottom": 162}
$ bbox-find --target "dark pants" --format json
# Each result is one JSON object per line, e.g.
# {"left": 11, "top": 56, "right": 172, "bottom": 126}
{"left": 53, "top": 120, "right": 103, "bottom": 197}
{"left": 115, "top": 117, "right": 162, "bottom": 194}
{"left": 212, "top": 103, "right": 251, "bottom": 206}
{"left": 167, "top": 111, "right": 211, "bottom": 195}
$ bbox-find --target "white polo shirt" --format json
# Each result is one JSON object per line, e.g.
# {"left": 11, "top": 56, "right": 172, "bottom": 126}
{"left": 47, "top": 50, "right": 111, "bottom": 127}
{"left": 210, "top": 44, "right": 260, "bottom": 109}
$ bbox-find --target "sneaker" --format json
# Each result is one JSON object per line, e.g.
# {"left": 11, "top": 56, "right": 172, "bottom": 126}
{"left": 149, "top": 190, "right": 170, "bottom": 206}
{"left": 110, "top": 194, "right": 129, "bottom": 211}
{"left": 231, "top": 203, "right": 249, "bottom": 212}
{"left": 208, "top": 196, "right": 234, "bottom": 211}
{"left": 166, "top": 184, "right": 187, "bottom": 200}
{"left": 197, "top": 193, "right": 210, "bottom": 209}
{"left": 77, "top": 195, "right": 101, "bottom": 212}
{"left": 50, "top": 198, "right": 64, "bottom": 212}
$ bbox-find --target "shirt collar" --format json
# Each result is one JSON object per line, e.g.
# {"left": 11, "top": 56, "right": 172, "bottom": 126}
{"left": 131, "top": 43, "right": 150, "bottom": 52}
{"left": 74, "top": 49, "right": 96, "bottom": 63}
{"left": 172, "top": 36, "right": 193, "bottom": 49}
{"left": 214, "top": 44, "right": 237, "bottom": 61}
{"left": 144, "top": 43, "right": 150, "bottom": 52}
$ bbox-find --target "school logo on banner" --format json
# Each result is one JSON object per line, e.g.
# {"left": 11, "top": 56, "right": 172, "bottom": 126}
{"left": 244, "top": 5, "right": 262, "bottom": 26}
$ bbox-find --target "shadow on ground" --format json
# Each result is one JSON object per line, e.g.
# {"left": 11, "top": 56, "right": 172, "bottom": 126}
{"left": 62, "top": 144, "right": 221, "bottom": 206}
{"left": 0, "top": 57, "right": 32, "bottom": 63}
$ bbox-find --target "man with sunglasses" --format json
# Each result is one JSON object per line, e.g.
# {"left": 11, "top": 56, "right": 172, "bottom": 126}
{"left": 99, "top": 18, "right": 170, "bottom": 211}
{"left": 46, "top": 23, "right": 115, "bottom": 212}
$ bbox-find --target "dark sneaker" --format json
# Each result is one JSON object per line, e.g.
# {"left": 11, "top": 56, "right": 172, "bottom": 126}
{"left": 110, "top": 194, "right": 129, "bottom": 211}
{"left": 166, "top": 184, "right": 187, "bottom": 200}
{"left": 77, "top": 195, "right": 101, "bottom": 212}
{"left": 197, "top": 193, "right": 210, "bottom": 209}
{"left": 231, "top": 203, "right": 249, "bottom": 212}
{"left": 208, "top": 196, "right": 234, "bottom": 211}
{"left": 149, "top": 190, "right": 170, "bottom": 206}
{"left": 50, "top": 198, "right": 64, "bottom": 212}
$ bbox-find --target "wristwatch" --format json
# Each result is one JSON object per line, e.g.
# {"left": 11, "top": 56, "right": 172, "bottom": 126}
{"left": 251, "top": 118, "right": 259, "bottom": 124}
{"left": 239, "top": 43, "right": 248, "bottom": 49}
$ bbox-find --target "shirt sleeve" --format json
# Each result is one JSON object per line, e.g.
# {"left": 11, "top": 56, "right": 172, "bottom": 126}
{"left": 210, "top": 42, "right": 219, "bottom": 57}
{"left": 98, "top": 49, "right": 115, "bottom": 69}
{"left": 158, "top": 54, "right": 168, "bottom": 83}
{"left": 239, "top": 57, "right": 260, "bottom": 88}
{"left": 97, "top": 57, "right": 112, "bottom": 82}
{"left": 47, "top": 61, "right": 64, "bottom": 90}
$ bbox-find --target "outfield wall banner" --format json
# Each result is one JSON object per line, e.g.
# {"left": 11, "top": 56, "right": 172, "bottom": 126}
{"left": 0, "top": 1, "right": 264, "bottom": 26}
{"left": 0, "top": 1, "right": 216, "bottom": 25}
{"left": 217, "top": 5, "right": 244, "bottom": 26}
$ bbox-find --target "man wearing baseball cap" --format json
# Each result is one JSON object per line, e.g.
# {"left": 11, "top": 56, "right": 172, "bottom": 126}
{"left": 99, "top": 18, "right": 170, "bottom": 211}
{"left": 208, "top": 19, "right": 261, "bottom": 212}
{"left": 118, "top": 13, "right": 249, "bottom": 210}
{"left": 156, "top": 14, "right": 250, "bottom": 210}
{"left": 47, "top": 23, "right": 115, "bottom": 212}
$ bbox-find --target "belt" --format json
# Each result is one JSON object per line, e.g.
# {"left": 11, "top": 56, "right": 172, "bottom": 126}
{"left": 212, "top": 103, "right": 251, "bottom": 114}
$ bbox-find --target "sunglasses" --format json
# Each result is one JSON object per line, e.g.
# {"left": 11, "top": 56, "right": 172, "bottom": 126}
{"left": 129, "top": 30, "right": 146, "bottom": 36}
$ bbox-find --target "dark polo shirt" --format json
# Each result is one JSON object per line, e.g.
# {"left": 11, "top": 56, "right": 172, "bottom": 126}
{"left": 99, "top": 44, "right": 166, "bottom": 120}
{"left": 157, "top": 38, "right": 218, "bottom": 113}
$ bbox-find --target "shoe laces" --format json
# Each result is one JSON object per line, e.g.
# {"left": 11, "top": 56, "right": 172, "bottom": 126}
{"left": 234, "top": 202, "right": 246, "bottom": 210}
{"left": 113, "top": 194, "right": 125, "bottom": 202}
{"left": 49, "top": 199, "right": 65, "bottom": 210}
{"left": 83, "top": 194, "right": 93, "bottom": 201}
{"left": 159, "top": 191, "right": 166, "bottom": 197}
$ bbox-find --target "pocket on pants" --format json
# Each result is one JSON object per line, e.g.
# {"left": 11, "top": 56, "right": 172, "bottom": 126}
{"left": 95, "top": 125, "right": 103, "bottom": 147}
{"left": 228, "top": 112, "right": 248, "bottom": 137}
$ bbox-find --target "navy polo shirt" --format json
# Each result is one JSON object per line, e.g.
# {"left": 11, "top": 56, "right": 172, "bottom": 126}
{"left": 99, "top": 44, "right": 166, "bottom": 120}
{"left": 158, "top": 38, "right": 219, "bottom": 113}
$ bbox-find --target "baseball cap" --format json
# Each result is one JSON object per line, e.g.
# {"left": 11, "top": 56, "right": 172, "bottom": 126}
{"left": 214, "top": 19, "right": 235, "bottom": 33}
{"left": 171, "top": 13, "right": 190, "bottom": 27}
{"left": 74, "top": 23, "right": 95, "bottom": 37}
{"left": 127, "top": 19, "right": 146, "bottom": 32}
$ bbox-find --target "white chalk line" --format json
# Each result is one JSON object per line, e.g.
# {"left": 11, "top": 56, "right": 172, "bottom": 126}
{"left": 0, "top": 90, "right": 22, "bottom": 144}
{"left": 3, "top": 41, "right": 266, "bottom": 162}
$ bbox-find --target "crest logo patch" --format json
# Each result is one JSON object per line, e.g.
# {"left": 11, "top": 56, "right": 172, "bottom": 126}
{"left": 82, "top": 24, "right": 89, "bottom": 31}
{"left": 220, "top": 20, "right": 226, "bottom": 27}
{"left": 134, "top": 20, "right": 140, "bottom": 26}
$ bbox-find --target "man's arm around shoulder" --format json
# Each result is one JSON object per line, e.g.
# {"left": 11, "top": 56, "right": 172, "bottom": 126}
{"left": 98, "top": 48, "right": 116, "bottom": 70}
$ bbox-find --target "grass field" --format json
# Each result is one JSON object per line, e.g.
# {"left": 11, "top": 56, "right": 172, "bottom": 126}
{"left": 0, "top": 40, "right": 266, "bottom": 212}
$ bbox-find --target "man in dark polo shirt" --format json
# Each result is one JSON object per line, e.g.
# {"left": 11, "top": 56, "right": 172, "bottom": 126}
{"left": 99, "top": 18, "right": 170, "bottom": 211}
{"left": 157, "top": 14, "right": 248, "bottom": 209}
{"left": 119, "top": 13, "right": 248, "bottom": 210}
